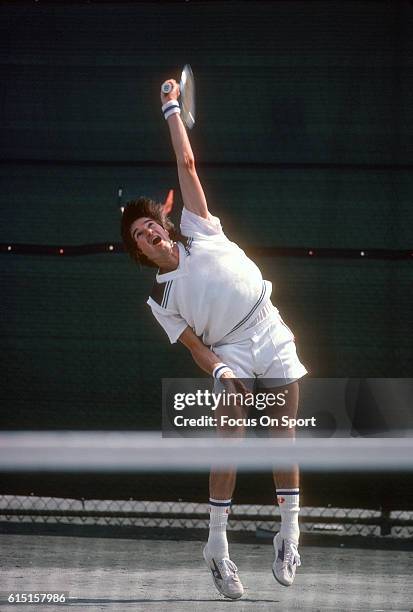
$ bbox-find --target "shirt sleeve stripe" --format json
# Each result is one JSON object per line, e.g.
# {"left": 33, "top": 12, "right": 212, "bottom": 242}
{"left": 162, "top": 280, "right": 173, "bottom": 309}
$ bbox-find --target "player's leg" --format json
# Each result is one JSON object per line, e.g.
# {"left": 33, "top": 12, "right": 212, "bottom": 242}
{"left": 204, "top": 384, "right": 246, "bottom": 599}
{"left": 263, "top": 380, "right": 302, "bottom": 586}
{"left": 203, "top": 341, "right": 252, "bottom": 599}
{"left": 207, "top": 467, "right": 236, "bottom": 560}
{"left": 203, "top": 467, "right": 244, "bottom": 599}
{"left": 268, "top": 381, "right": 300, "bottom": 544}
{"left": 253, "top": 307, "right": 307, "bottom": 587}
{"left": 207, "top": 337, "right": 250, "bottom": 561}
{"left": 207, "top": 383, "right": 244, "bottom": 562}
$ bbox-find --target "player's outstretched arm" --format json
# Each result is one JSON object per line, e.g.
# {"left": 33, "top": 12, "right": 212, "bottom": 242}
{"left": 161, "top": 79, "right": 208, "bottom": 219}
{"left": 179, "top": 327, "right": 250, "bottom": 397}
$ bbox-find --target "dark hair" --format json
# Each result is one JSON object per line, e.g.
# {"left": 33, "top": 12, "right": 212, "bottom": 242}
{"left": 120, "top": 196, "right": 183, "bottom": 268}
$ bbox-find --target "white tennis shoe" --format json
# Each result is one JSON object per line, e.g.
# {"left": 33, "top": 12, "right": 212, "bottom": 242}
{"left": 203, "top": 545, "right": 244, "bottom": 599}
{"left": 272, "top": 533, "right": 301, "bottom": 587}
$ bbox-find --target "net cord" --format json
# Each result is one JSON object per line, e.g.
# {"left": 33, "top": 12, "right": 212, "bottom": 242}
{"left": 0, "top": 432, "right": 412, "bottom": 472}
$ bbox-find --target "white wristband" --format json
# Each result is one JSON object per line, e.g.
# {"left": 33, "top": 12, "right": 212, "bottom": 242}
{"left": 212, "top": 363, "right": 233, "bottom": 380}
{"left": 164, "top": 106, "right": 181, "bottom": 120}
{"left": 162, "top": 100, "right": 180, "bottom": 120}
{"left": 162, "top": 100, "right": 179, "bottom": 112}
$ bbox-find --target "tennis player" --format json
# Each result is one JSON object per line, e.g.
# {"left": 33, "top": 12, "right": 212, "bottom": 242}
{"left": 121, "top": 78, "right": 307, "bottom": 599}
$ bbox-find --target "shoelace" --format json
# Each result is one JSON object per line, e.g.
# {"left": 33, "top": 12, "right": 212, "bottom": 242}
{"left": 283, "top": 541, "right": 301, "bottom": 568}
{"left": 217, "top": 559, "right": 241, "bottom": 581}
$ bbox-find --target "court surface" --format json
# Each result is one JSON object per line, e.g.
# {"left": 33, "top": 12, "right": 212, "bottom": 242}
{"left": 1, "top": 534, "right": 412, "bottom": 611}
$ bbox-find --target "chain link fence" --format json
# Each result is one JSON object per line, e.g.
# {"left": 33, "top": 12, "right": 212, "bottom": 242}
{"left": 1, "top": 496, "right": 412, "bottom": 539}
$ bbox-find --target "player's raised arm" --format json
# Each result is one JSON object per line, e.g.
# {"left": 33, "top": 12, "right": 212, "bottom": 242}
{"left": 160, "top": 79, "right": 208, "bottom": 219}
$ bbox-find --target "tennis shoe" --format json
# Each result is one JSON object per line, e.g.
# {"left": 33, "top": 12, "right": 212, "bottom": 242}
{"left": 203, "top": 545, "right": 244, "bottom": 599}
{"left": 272, "top": 533, "right": 301, "bottom": 587}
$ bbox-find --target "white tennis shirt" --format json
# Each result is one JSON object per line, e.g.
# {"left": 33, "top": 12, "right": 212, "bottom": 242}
{"left": 147, "top": 208, "right": 272, "bottom": 346}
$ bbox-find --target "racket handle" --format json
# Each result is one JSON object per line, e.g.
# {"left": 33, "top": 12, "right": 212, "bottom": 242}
{"left": 161, "top": 82, "right": 173, "bottom": 94}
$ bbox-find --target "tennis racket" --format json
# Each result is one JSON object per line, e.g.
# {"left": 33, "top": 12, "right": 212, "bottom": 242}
{"left": 161, "top": 64, "right": 195, "bottom": 130}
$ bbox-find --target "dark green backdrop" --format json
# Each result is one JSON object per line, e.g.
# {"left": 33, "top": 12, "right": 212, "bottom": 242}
{"left": 1, "top": 1, "right": 412, "bottom": 431}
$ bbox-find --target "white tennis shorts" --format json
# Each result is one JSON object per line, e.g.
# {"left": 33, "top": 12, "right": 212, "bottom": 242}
{"left": 213, "top": 304, "right": 307, "bottom": 389}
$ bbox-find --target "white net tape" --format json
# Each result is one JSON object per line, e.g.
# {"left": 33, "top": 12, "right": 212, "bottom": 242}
{"left": 1, "top": 431, "right": 412, "bottom": 472}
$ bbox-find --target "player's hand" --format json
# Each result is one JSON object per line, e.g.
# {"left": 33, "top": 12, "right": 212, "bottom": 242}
{"left": 216, "top": 370, "right": 250, "bottom": 437}
{"left": 220, "top": 371, "right": 250, "bottom": 398}
{"left": 160, "top": 79, "right": 180, "bottom": 105}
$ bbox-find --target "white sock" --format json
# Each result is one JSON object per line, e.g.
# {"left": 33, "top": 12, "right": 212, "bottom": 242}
{"left": 276, "top": 488, "right": 300, "bottom": 544}
{"left": 207, "top": 498, "right": 231, "bottom": 559}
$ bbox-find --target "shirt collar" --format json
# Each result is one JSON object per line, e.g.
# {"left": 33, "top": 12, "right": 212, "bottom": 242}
{"left": 155, "top": 241, "right": 188, "bottom": 283}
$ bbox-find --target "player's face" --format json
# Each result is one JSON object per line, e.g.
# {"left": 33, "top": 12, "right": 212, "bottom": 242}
{"left": 130, "top": 217, "right": 172, "bottom": 262}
